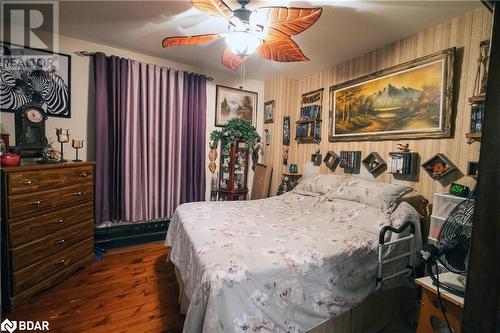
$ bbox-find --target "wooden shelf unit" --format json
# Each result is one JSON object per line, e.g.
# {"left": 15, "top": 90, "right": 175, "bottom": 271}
{"left": 217, "top": 138, "right": 249, "bottom": 201}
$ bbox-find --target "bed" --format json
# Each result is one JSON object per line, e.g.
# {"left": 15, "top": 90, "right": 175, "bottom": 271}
{"left": 166, "top": 175, "right": 424, "bottom": 333}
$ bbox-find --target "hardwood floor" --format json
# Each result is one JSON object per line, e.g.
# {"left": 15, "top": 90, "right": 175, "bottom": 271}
{"left": 5, "top": 243, "right": 185, "bottom": 333}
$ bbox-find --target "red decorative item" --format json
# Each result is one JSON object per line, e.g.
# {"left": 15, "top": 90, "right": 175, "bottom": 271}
{"left": 1, "top": 153, "right": 21, "bottom": 166}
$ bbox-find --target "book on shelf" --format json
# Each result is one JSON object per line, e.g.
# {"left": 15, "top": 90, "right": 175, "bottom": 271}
{"left": 388, "top": 153, "right": 414, "bottom": 174}
{"left": 340, "top": 151, "right": 360, "bottom": 170}
{"left": 300, "top": 104, "right": 321, "bottom": 121}
{"left": 470, "top": 104, "right": 484, "bottom": 133}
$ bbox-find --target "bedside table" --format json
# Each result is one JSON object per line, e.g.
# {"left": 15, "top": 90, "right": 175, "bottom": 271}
{"left": 276, "top": 173, "right": 302, "bottom": 195}
{"left": 415, "top": 272, "right": 464, "bottom": 333}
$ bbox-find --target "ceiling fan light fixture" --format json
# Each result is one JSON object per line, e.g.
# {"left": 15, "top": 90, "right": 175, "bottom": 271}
{"left": 162, "top": 0, "right": 323, "bottom": 71}
{"left": 225, "top": 31, "right": 261, "bottom": 56}
{"left": 249, "top": 10, "right": 269, "bottom": 38}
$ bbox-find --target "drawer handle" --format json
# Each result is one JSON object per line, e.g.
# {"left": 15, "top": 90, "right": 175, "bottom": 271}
{"left": 55, "top": 218, "right": 64, "bottom": 224}
{"left": 55, "top": 239, "right": 65, "bottom": 244}
{"left": 19, "top": 180, "right": 33, "bottom": 185}
{"left": 55, "top": 259, "right": 66, "bottom": 265}
{"left": 80, "top": 172, "right": 88, "bottom": 177}
{"left": 73, "top": 191, "right": 83, "bottom": 196}
{"left": 31, "top": 200, "right": 42, "bottom": 205}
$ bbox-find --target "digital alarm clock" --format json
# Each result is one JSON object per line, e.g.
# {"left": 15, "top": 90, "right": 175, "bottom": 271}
{"left": 449, "top": 182, "right": 470, "bottom": 197}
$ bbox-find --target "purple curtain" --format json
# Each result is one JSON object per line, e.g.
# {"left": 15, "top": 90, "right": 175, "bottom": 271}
{"left": 181, "top": 73, "right": 207, "bottom": 204}
{"left": 94, "top": 53, "right": 127, "bottom": 223}
{"left": 94, "top": 54, "right": 206, "bottom": 223}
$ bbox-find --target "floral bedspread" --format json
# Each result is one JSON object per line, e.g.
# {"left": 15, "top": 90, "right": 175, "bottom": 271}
{"left": 166, "top": 192, "right": 421, "bottom": 333}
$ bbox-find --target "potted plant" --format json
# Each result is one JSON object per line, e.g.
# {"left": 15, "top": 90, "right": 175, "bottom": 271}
{"left": 209, "top": 119, "right": 261, "bottom": 154}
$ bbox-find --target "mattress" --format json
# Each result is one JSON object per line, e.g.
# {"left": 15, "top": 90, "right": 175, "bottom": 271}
{"left": 166, "top": 192, "right": 421, "bottom": 333}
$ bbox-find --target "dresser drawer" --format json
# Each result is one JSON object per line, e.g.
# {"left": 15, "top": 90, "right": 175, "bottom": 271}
{"left": 12, "top": 237, "right": 93, "bottom": 295}
{"left": 7, "top": 165, "right": 93, "bottom": 195}
{"left": 11, "top": 219, "right": 94, "bottom": 271}
{"left": 8, "top": 202, "right": 94, "bottom": 247}
{"left": 7, "top": 182, "right": 93, "bottom": 219}
{"left": 59, "top": 182, "right": 94, "bottom": 207}
{"left": 10, "top": 253, "right": 94, "bottom": 308}
{"left": 7, "top": 188, "right": 60, "bottom": 219}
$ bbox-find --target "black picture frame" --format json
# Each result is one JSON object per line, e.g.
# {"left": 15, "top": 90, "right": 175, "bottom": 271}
{"left": 0, "top": 42, "right": 72, "bottom": 118}
{"left": 283, "top": 116, "right": 290, "bottom": 146}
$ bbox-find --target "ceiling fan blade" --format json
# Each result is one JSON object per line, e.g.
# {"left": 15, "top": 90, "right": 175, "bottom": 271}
{"left": 162, "top": 34, "right": 220, "bottom": 48}
{"left": 257, "top": 7, "right": 322, "bottom": 40}
{"left": 257, "top": 38, "right": 309, "bottom": 62}
{"left": 221, "top": 48, "right": 248, "bottom": 71}
{"left": 190, "top": 0, "right": 233, "bottom": 20}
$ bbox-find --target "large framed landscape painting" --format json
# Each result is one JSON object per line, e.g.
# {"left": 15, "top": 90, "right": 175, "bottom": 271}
{"left": 215, "top": 85, "right": 257, "bottom": 127}
{"left": 329, "top": 48, "right": 455, "bottom": 141}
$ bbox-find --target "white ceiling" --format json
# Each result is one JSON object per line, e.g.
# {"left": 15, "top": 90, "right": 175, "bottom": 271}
{"left": 59, "top": 1, "right": 482, "bottom": 80}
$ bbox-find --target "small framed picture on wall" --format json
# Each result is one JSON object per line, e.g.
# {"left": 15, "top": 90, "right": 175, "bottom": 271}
{"left": 264, "top": 100, "right": 275, "bottom": 123}
{"left": 283, "top": 116, "right": 291, "bottom": 146}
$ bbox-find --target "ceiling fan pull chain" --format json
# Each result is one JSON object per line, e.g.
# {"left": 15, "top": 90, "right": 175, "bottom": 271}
{"left": 240, "top": 62, "right": 246, "bottom": 89}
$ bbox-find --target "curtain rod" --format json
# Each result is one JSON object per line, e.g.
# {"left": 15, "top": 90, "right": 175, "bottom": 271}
{"left": 75, "top": 50, "right": 214, "bottom": 81}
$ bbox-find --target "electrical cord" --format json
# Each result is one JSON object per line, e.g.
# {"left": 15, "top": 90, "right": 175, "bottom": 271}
{"left": 435, "top": 263, "right": 453, "bottom": 333}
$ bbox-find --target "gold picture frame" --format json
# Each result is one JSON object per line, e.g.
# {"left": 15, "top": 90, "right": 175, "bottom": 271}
{"left": 215, "top": 85, "right": 258, "bottom": 127}
{"left": 329, "top": 48, "right": 455, "bottom": 142}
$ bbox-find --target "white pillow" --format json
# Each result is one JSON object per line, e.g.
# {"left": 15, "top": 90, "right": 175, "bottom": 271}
{"left": 324, "top": 176, "right": 413, "bottom": 213}
{"left": 293, "top": 174, "right": 348, "bottom": 196}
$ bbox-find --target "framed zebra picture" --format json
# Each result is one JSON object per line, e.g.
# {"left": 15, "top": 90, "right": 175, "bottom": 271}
{"left": 1, "top": 42, "right": 71, "bottom": 118}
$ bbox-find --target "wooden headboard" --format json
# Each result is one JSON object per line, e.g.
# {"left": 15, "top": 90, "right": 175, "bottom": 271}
{"left": 402, "top": 195, "right": 430, "bottom": 241}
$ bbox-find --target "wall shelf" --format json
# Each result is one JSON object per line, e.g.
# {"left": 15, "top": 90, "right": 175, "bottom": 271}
{"left": 362, "top": 152, "right": 386, "bottom": 176}
{"left": 323, "top": 151, "right": 340, "bottom": 172}
{"left": 340, "top": 151, "right": 361, "bottom": 174}
{"left": 295, "top": 119, "right": 322, "bottom": 124}
{"left": 421, "top": 153, "right": 458, "bottom": 180}
{"left": 296, "top": 89, "right": 323, "bottom": 144}
{"left": 465, "top": 131, "right": 482, "bottom": 144}
{"left": 388, "top": 152, "right": 419, "bottom": 176}
{"left": 468, "top": 94, "right": 485, "bottom": 104}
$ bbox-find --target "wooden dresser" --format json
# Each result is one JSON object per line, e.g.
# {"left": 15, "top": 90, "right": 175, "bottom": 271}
{"left": 1, "top": 161, "right": 95, "bottom": 312}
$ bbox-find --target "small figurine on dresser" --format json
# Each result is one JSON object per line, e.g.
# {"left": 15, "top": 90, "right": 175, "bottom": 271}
{"left": 41, "top": 139, "right": 62, "bottom": 163}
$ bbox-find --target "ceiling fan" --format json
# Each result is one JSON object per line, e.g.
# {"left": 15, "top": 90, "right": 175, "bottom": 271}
{"left": 162, "top": 0, "right": 322, "bottom": 71}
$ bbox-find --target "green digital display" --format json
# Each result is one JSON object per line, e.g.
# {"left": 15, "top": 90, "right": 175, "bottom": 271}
{"left": 449, "top": 183, "right": 470, "bottom": 197}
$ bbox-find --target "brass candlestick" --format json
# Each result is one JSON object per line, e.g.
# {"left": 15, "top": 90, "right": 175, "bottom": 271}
{"left": 72, "top": 139, "right": 84, "bottom": 162}
{"left": 56, "top": 128, "right": 70, "bottom": 162}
